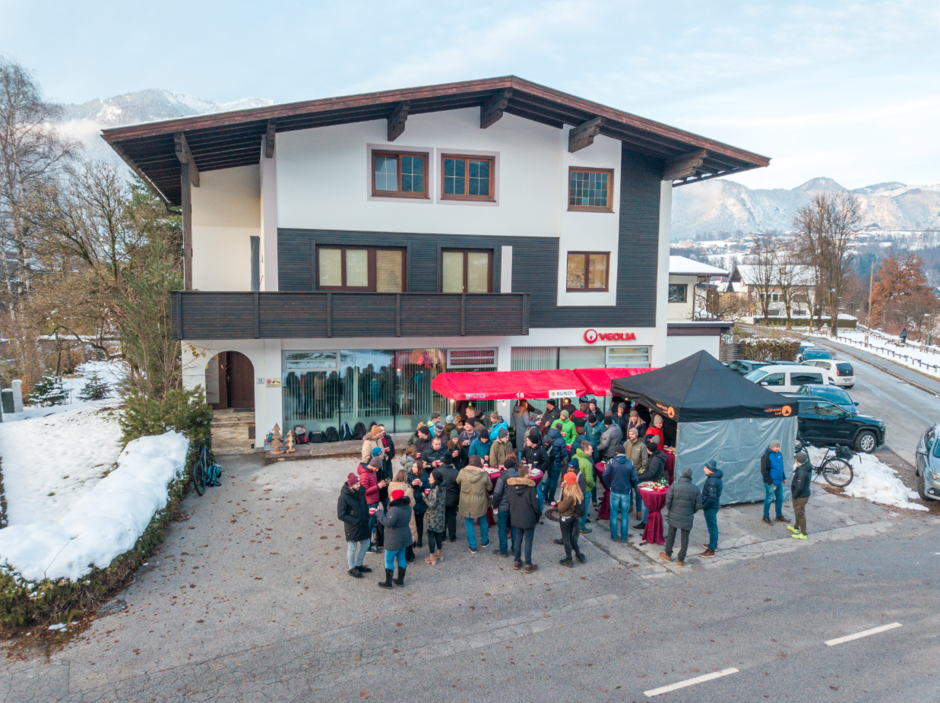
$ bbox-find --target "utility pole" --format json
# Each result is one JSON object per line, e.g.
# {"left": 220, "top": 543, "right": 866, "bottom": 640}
{"left": 866, "top": 253, "right": 875, "bottom": 346}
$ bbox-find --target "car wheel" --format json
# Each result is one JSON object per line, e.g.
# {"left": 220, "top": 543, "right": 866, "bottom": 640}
{"left": 855, "top": 430, "right": 877, "bottom": 453}
{"left": 917, "top": 474, "right": 930, "bottom": 502}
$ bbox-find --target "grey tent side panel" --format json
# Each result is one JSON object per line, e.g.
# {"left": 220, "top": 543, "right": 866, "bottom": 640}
{"left": 676, "top": 416, "right": 797, "bottom": 505}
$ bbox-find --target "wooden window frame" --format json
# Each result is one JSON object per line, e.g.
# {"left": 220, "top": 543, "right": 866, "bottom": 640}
{"left": 566, "top": 251, "right": 610, "bottom": 292}
{"left": 567, "top": 167, "right": 614, "bottom": 212}
{"left": 371, "top": 151, "right": 429, "bottom": 199}
{"left": 441, "top": 248, "right": 494, "bottom": 293}
{"left": 440, "top": 154, "right": 496, "bottom": 202}
{"left": 315, "top": 245, "right": 407, "bottom": 292}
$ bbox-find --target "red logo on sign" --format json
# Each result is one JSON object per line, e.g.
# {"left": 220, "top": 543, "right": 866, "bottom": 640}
{"left": 584, "top": 329, "right": 637, "bottom": 344}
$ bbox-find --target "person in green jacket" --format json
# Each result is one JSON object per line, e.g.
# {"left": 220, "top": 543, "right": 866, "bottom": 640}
{"left": 573, "top": 440, "right": 596, "bottom": 533}
{"left": 557, "top": 411, "right": 577, "bottom": 447}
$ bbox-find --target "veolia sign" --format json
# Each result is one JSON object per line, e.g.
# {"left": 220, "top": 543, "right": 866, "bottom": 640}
{"left": 583, "top": 329, "right": 637, "bottom": 344}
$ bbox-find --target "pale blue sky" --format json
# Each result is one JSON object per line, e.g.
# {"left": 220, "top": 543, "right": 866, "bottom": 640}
{"left": 2, "top": 0, "right": 938, "bottom": 189}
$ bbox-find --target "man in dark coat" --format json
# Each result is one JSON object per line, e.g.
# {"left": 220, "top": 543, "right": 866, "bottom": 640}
{"left": 436, "top": 459, "right": 461, "bottom": 543}
{"left": 604, "top": 450, "right": 639, "bottom": 542}
{"left": 491, "top": 457, "right": 520, "bottom": 557}
{"left": 337, "top": 473, "right": 372, "bottom": 578}
{"left": 789, "top": 451, "right": 812, "bottom": 539}
{"left": 522, "top": 433, "right": 549, "bottom": 472}
{"left": 698, "top": 460, "right": 723, "bottom": 558}
{"left": 660, "top": 467, "right": 702, "bottom": 566}
{"left": 544, "top": 427, "right": 567, "bottom": 509}
{"left": 423, "top": 435, "right": 449, "bottom": 469}
{"left": 760, "top": 440, "right": 789, "bottom": 525}
{"left": 376, "top": 488, "right": 414, "bottom": 589}
{"left": 540, "top": 399, "right": 561, "bottom": 434}
{"left": 413, "top": 426, "right": 433, "bottom": 457}
{"left": 506, "top": 464, "right": 542, "bottom": 573}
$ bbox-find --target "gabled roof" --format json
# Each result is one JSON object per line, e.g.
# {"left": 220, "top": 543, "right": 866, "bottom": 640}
{"left": 101, "top": 76, "right": 770, "bottom": 207}
{"left": 730, "top": 263, "right": 816, "bottom": 286}
{"left": 669, "top": 255, "right": 728, "bottom": 276}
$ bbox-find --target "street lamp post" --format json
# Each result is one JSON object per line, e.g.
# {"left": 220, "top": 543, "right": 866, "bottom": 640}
{"left": 866, "top": 253, "right": 875, "bottom": 346}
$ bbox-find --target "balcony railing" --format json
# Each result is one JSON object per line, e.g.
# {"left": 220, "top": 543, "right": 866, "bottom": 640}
{"left": 171, "top": 291, "right": 530, "bottom": 340}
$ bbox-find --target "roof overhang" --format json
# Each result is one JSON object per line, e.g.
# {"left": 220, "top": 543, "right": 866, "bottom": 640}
{"left": 102, "top": 75, "right": 771, "bottom": 207}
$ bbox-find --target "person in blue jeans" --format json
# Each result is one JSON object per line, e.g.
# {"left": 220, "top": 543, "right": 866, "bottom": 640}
{"left": 375, "top": 488, "right": 413, "bottom": 588}
{"left": 457, "top": 456, "right": 494, "bottom": 553}
{"left": 698, "top": 459, "right": 723, "bottom": 557}
{"left": 760, "top": 440, "right": 790, "bottom": 526}
{"left": 491, "top": 458, "right": 520, "bottom": 556}
{"left": 603, "top": 449, "right": 639, "bottom": 542}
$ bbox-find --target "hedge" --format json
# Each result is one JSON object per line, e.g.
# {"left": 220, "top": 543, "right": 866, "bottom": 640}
{"left": 740, "top": 338, "right": 801, "bottom": 362}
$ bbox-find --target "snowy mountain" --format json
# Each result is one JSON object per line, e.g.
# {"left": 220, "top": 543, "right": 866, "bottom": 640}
{"left": 672, "top": 177, "right": 940, "bottom": 240}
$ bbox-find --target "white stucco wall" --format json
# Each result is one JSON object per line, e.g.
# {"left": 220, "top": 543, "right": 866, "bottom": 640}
{"left": 191, "top": 165, "right": 260, "bottom": 291}
{"left": 667, "top": 274, "right": 698, "bottom": 321}
{"left": 652, "top": 181, "right": 672, "bottom": 366}
{"left": 665, "top": 335, "right": 719, "bottom": 364}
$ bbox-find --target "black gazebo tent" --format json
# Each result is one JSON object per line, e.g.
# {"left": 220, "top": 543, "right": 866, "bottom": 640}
{"left": 612, "top": 351, "right": 799, "bottom": 504}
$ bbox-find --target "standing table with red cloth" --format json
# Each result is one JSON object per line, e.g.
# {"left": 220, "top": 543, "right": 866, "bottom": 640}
{"left": 595, "top": 462, "right": 611, "bottom": 521}
{"left": 639, "top": 486, "right": 669, "bottom": 545}
{"left": 485, "top": 467, "right": 543, "bottom": 526}
{"left": 664, "top": 449, "right": 676, "bottom": 485}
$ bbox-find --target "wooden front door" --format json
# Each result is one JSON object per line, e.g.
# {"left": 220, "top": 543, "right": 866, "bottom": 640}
{"left": 224, "top": 352, "right": 254, "bottom": 409}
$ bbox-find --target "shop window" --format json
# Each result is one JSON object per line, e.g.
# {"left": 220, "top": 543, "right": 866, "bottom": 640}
{"left": 447, "top": 349, "right": 497, "bottom": 369}
{"left": 442, "top": 249, "right": 492, "bottom": 293}
{"left": 606, "top": 346, "right": 651, "bottom": 368}
{"left": 568, "top": 168, "right": 613, "bottom": 211}
{"left": 566, "top": 252, "right": 609, "bottom": 292}
{"left": 317, "top": 246, "right": 405, "bottom": 292}
{"left": 372, "top": 151, "right": 428, "bottom": 198}
{"left": 441, "top": 155, "right": 495, "bottom": 201}
{"left": 668, "top": 284, "right": 688, "bottom": 303}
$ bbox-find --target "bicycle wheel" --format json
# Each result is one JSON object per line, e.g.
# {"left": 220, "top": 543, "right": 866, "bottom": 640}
{"left": 193, "top": 454, "right": 207, "bottom": 496}
{"left": 822, "top": 458, "right": 853, "bottom": 488}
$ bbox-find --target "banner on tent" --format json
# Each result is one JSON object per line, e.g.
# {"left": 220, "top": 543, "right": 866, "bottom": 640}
{"left": 549, "top": 389, "right": 578, "bottom": 399}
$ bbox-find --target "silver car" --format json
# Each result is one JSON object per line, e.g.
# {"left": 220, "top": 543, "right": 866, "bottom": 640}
{"left": 914, "top": 424, "right": 940, "bottom": 501}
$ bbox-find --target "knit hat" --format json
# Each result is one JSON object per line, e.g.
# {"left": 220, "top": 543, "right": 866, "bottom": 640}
{"left": 498, "top": 427, "right": 509, "bottom": 439}
{"left": 681, "top": 467, "right": 693, "bottom": 479}
{"left": 347, "top": 473, "right": 359, "bottom": 487}
{"left": 371, "top": 447, "right": 383, "bottom": 457}
{"left": 603, "top": 416, "right": 612, "bottom": 425}
{"left": 469, "top": 456, "right": 483, "bottom": 468}
{"left": 445, "top": 415, "right": 455, "bottom": 424}
{"left": 503, "top": 457, "right": 517, "bottom": 470}
{"left": 417, "top": 425, "right": 430, "bottom": 436}
{"left": 704, "top": 459, "right": 718, "bottom": 471}
{"left": 371, "top": 425, "right": 382, "bottom": 437}
{"left": 578, "top": 395, "right": 589, "bottom": 404}
{"left": 369, "top": 457, "right": 383, "bottom": 469}
{"left": 563, "top": 472, "right": 577, "bottom": 484}
{"left": 391, "top": 489, "right": 405, "bottom": 500}
{"left": 568, "top": 458, "right": 579, "bottom": 469}
{"left": 546, "top": 399, "right": 556, "bottom": 407}
{"left": 560, "top": 409, "right": 569, "bottom": 420}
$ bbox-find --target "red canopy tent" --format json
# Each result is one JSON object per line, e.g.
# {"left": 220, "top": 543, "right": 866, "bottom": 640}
{"left": 574, "top": 367, "right": 655, "bottom": 396}
{"left": 431, "top": 369, "right": 589, "bottom": 401}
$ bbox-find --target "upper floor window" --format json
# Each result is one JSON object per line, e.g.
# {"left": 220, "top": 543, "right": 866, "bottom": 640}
{"left": 372, "top": 151, "right": 428, "bottom": 198}
{"left": 566, "top": 251, "right": 609, "bottom": 292}
{"left": 668, "top": 284, "right": 688, "bottom": 303}
{"left": 317, "top": 246, "right": 405, "bottom": 292}
{"left": 442, "top": 249, "right": 492, "bottom": 293}
{"left": 568, "top": 167, "right": 613, "bottom": 212}
{"left": 442, "top": 155, "right": 494, "bottom": 201}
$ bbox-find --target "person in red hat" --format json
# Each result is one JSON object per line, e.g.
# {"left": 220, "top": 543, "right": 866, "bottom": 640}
{"left": 376, "top": 488, "right": 414, "bottom": 588}
{"left": 337, "top": 473, "right": 372, "bottom": 578}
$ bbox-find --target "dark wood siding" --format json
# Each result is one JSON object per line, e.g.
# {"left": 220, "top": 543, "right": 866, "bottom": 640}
{"left": 277, "top": 145, "right": 660, "bottom": 329}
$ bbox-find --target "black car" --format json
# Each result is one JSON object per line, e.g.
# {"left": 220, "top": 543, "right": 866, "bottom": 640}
{"left": 726, "top": 360, "right": 770, "bottom": 375}
{"left": 782, "top": 393, "right": 885, "bottom": 453}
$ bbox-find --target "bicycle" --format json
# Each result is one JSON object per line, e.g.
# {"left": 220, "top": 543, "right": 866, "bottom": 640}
{"left": 192, "top": 442, "right": 220, "bottom": 496}
{"left": 795, "top": 435, "right": 855, "bottom": 488}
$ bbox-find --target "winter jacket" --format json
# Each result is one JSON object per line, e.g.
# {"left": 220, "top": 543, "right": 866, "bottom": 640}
{"left": 604, "top": 455, "right": 639, "bottom": 495}
{"left": 469, "top": 437, "right": 492, "bottom": 460}
{"left": 557, "top": 492, "right": 584, "bottom": 519}
{"left": 572, "top": 448, "right": 596, "bottom": 491}
{"left": 583, "top": 421, "right": 604, "bottom": 451}
{"left": 613, "top": 412, "right": 629, "bottom": 439}
{"left": 437, "top": 464, "right": 461, "bottom": 507}
{"left": 399, "top": 454, "right": 415, "bottom": 475}
{"left": 458, "top": 428, "right": 479, "bottom": 446}
{"left": 665, "top": 475, "right": 702, "bottom": 530}
{"left": 506, "top": 477, "right": 542, "bottom": 530}
{"left": 597, "top": 424, "right": 624, "bottom": 459}
{"left": 357, "top": 463, "right": 381, "bottom": 505}
{"left": 645, "top": 449, "right": 666, "bottom": 484}
{"left": 761, "top": 448, "right": 787, "bottom": 485}
{"left": 387, "top": 480, "right": 418, "bottom": 542}
{"left": 624, "top": 438, "right": 648, "bottom": 477}
{"left": 423, "top": 445, "right": 449, "bottom": 469}
{"left": 457, "top": 467, "right": 494, "bottom": 519}
{"left": 337, "top": 483, "right": 371, "bottom": 543}
{"left": 492, "top": 466, "right": 520, "bottom": 512}
{"left": 626, "top": 417, "right": 647, "bottom": 438}
{"left": 424, "top": 483, "right": 447, "bottom": 533}
{"left": 791, "top": 461, "right": 813, "bottom": 500}
{"left": 410, "top": 472, "right": 430, "bottom": 514}
{"left": 376, "top": 497, "right": 414, "bottom": 551}
{"left": 540, "top": 407, "right": 561, "bottom": 434}
{"left": 554, "top": 467, "right": 587, "bottom": 502}
{"left": 701, "top": 469, "right": 724, "bottom": 511}
{"left": 489, "top": 439, "right": 512, "bottom": 467}
{"left": 488, "top": 420, "right": 510, "bottom": 441}
{"left": 645, "top": 426, "right": 664, "bottom": 447}
{"left": 413, "top": 435, "right": 433, "bottom": 458}
{"left": 522, "top": 443, "right": 550, "bottom": 472}
{"left": 558, "top": 418, "right": 577, "bottom": 446}
{"left": 361, "top": 436, "right": 381, "bottom": 463}
{"left": 513, "top": 411, "right": 536, "bottom": 451}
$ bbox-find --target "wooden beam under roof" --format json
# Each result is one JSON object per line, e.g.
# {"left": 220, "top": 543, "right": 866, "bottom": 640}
{"left": 174, "top": 133, "right": 200, "bottom": 187}
{"left": 568, "top": 116, "right": 603, "bottom": 153}
{"left": 663, "top": 149, "right": 707, "bottom": 181}
{"left": 265, "top": 120, "right": 276, "bottom": 158}
{"left": 480, "top": 88, "right": 512, "bottom": 128}
{"left": 387, "top": 101, "right": 409, "bottom": 142}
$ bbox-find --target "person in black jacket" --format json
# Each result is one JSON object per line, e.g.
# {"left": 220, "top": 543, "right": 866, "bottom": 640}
{"left": 633, "top": 441, "right": 666, "bottom": 530}
{"left": 540, "top": 399, "right": 560, "bottom": 434}
{"left": 506, "top": 464, "right": 542, "bottom": 573}
{"left": 789, "top": 451, "right": 812, "bottom": 539}
{"left": 491, "top": 457, "right": 520, "bottom": 557}
{"left": 436, "top": 458, "right": 461, "bottom": 543}
{"left": 337, "top": 473, "right": 373, "bottom": 579}
{"left": 698, "top": 460, "right": 723, "bottom": 558}
{"left": 423, "top": 436, "right": 449, "bottom": 470}
{"left": 660, "top": 467, "right": 701, "bottom": 567}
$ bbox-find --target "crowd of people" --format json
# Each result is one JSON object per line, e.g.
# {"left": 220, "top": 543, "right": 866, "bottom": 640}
{"left": 336, "top": 396, "right": 812, "bottom": 587}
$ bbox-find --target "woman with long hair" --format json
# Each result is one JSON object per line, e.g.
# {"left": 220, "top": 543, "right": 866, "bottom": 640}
{"left": 387, "top": 469, "right": 417, "bottom": 562}
{"left": 556, "top": 473, "right": 586, "bottom": 567}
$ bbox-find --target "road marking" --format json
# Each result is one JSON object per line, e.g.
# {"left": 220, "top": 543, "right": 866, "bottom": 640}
{"left": 644, "top": 668, "right": 739, "bottom": 697}
{"left": 825, "top": 622, "right": 902, "bottom": 646}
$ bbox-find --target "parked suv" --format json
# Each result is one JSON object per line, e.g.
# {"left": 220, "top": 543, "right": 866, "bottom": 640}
{"left": 796, "top": 384, "right": 859, "bottom": 414}
{"left": 803, "top": 359, "right": 856, "bottom": 388}
{"left": 744, "top": 365, "right": 826, "bottom": 393}
{"left": 783, "top": 393, "right": 885, "bottom": 453}
{"left": 915, "top": 424, "right": 940, "bottom": 501}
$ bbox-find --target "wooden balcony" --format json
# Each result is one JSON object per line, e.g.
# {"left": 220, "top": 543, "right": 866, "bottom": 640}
{"left": 171, "top": 291, "right": 530, "bottom": 340}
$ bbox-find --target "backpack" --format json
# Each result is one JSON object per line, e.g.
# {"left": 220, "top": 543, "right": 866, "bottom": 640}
{"left": 293, "top": 426, "right": 309, "bottom": 445}
{"left": 206, "top": 463, "right": 222, "bottom": 487}
{"left": 309, "top": 431, "right": 325, "bottom": 444}
{"left": 338, "top": 422, "right": 353, "bottom": 441}
{"left": 324, "top": 426, "right": 340, "bottom": 443}
{"left": 352, "top": 422, "right": 367, "bottom": 440}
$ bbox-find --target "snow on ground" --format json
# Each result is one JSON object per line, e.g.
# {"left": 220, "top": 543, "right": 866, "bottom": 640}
{"left": 0, "top": 361, "right": 126, "bottom": 525}
{"left": 806, "top": 446, "right": 926, "bottom": 511}
{"left": 811, "top": 329, "right": 940, "bottom": 380}
{"left": 0, "top": 432, "right": 189, "bottom": 582}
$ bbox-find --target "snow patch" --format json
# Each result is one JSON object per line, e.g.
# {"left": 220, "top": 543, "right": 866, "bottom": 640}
{"left": 0, "top": 432, "right": 190, "bottom": 582}
{"left": 806, "top": 446, "right": 926, "bottom": 511}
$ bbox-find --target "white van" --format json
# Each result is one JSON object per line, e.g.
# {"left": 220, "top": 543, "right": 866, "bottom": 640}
{"left": 744, "top": 365, "right": 827, "bottom": 393}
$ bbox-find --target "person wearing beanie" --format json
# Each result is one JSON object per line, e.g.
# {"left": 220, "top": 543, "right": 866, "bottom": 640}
{"left": 361, "top": 424, "right": 384, "bottom": 463}
{"left": 556, "top": 471, "right": 586, "bottom": 567}
{"left": 698, "top": 459, "right": 724, "bottom": 557}
{"left": 358, "top": 456, "right": 388, "bottom": 552}
{"left": 457, "top": 454, "right": 494, "bottom": 554}
{"left": 337, "top": 473, "right": 372, "bottom": 578}
{"left": 376, "top": 487, "right": 414, "bottom": 588}
{"left": 633, "top": 439, "right": 666, "bottom": 530}
{"left": 446, "top": 437, "right": 468, "bottom": 471}
{"left": 556, "top": 409, "right": 576, "bottom": 447}
{"left": 409, "top": 460, "right": 430, "bottom": 552}
{"left": 660, "top": 467, "right": 702, "bottom": 567}
{"left": 413, "top": 425, "right": 433, "bottom": 458}
{"left": 788, "top": 452, "right": 812, "bottom": 541}
{"left": 597, "top": 414, "right": 623, "bottom": 460}
{"left": 543, "top": 423, "right": 567, "bottom": 516}
{"left": 423, "top": 469, "right": 447, "bottom": 564}
{"left": 604, "top": 447, "right": 639, "bottom": 543}
{"left": 506, "top": 463, "right": 542, "bottom": 573}
{"left": 489, "top": 426, "right": 512, "bottom": 467}
{"left": 541, "top": 399, "right": 560, "bottom": 434}
{"left": 491, "top": 456, "right": 520, "bottom": 557}
{"left": 436, "top": 451, "right": 462, "bottom": 542}
{"left": 408, "top": 421, "right": 428, "bottom": 447}
{"left": 468, "top": 425, "right": 491, "bottom": 461}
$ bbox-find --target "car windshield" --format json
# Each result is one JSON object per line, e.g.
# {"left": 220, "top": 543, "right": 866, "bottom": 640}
{"left": 812, "top": 386, "right": 851, "bottom": 405}
{"left": 744, "top": 369, "right": 768, "bottom": 382}
{"left": 804, "top": 350, "right": 832, "bottom": 360}
{"left": 933, "top": 438, "right": 940, "bottom": 459}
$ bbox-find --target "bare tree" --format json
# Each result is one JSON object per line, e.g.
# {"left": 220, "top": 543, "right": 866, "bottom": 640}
{"left": 750, "top": 234, "right": 779, "bottom": 323}
{"left": 794, "top": 193, "right": 861, "bottom": 336}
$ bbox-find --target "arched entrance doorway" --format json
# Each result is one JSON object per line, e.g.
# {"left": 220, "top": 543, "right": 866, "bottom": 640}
{"left": 206, "top": 351, "right": 256, "bottom": 454}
